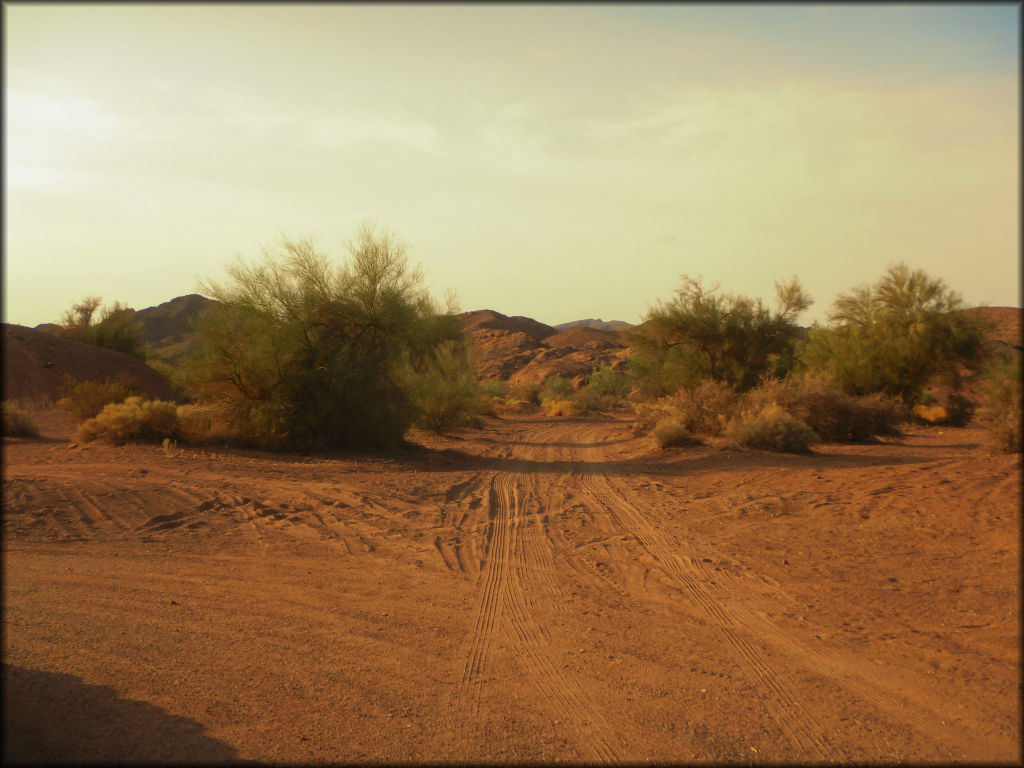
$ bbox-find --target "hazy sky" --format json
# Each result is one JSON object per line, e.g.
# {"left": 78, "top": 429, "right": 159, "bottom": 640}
{"left": 4, "top": 3, "right": 1019, "bottom": 328}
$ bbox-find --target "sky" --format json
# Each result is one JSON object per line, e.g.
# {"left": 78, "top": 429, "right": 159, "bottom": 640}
{"left": 4, "top": 3, "right": 1020, "bottom": 329}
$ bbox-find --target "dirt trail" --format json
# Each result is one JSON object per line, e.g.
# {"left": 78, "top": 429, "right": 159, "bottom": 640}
{"left": 3, "top": 411, "right": 1020, "bottom": 763}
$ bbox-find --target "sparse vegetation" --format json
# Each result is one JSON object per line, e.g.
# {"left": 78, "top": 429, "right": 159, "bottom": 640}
{"left": 975, "top": 351, "right": 1022, "bottom": 454}
{"left": 2, "top": 402, "right": 39, "bottom": 437}
{"left": 174, "top": 402, "right": 239, "bottom": 445}
{"left": 77, "top": 397, "right": 179, "bottom": 444}
{"left": 542, "top": 398, "right": 578, "bottom": 418}
{"left": 541, "top": 375, "right": 575, "bottom": 403}
{"left": 724, "top": 403, "right": 820, "bottom": 453}
{"left": 573, "top": 364, "right": 632, "bottom": 413}
{"left": 161, "top": 438, "right": 185, "bottom": 458}
{"left": 657, "top": 379, "right": 737, "bottom": 436}
{"left": 475, "top": 379, "right": 508, "bottom": 416}
{"left": 509, "top": 380, "right": 542, "bottom": 405}
{"left": 57, "top": 296, "right": 146, "bottom": 359}
{"left": 57, "top": 377, "right": 135, "bottom": 421}
{"left": 653, "top": 420, "right": 701, "bottom": 449}
{"left": 183, "top": 223, "right": 467, "bottom": 449}
{"left": 740, "top": 373, "right": 903, "bottom": 442}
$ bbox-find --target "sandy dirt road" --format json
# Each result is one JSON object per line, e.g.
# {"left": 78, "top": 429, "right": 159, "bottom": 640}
{"left": 3, "top": 411, "right": 1020, "bottom": 763}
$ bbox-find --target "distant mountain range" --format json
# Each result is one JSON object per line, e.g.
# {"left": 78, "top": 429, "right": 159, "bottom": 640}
{"left": 553, "top": 318, "right": 633, "bottom": 332}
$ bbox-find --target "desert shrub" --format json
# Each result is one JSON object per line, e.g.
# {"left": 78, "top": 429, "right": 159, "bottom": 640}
{"left": 541, "top": 375, "right": 575, "bottom": 402}
{"left": 542, "top": 398, "right": 578, "bottom": 418}
{"left": 912, "top": 403, "right": 948, "bottom": 424}
{"left": 2, "top": 402, "right": 39, "bottom": 437}
{"left": 658, "top": 379, "right": 737, "bottom": 436}
{"left": 631, "top": 402, "right": 662, "bottom": 435}
{"left": 509, "top": 380, "right": 542, "bottom": 405}
{"left": 407, "top": 340, "right": 482, "bottom": 433}
{"left": 77, "top": 397, "right": 179, "bottom": 444}
{"left": 626, "top": 345, "right": 705, "bottom": 398}
{"left": 573, "top": 365, "right": 632, "bottom": 413}
{"left": 57, "top": 377, "right": 134, "bottom": 421}
{"left": 627, "top": 275, "right": 811, "bottom": 393}
{"left": 584, "top": 364, "right": 631, "bottom": 398}
{"left": 161, "top": 438, "right": 185, "bottom": 458}
{"left": 478, "top": 379, "right": 508, "bottom": 399}
{"left": 474, "top": 378, "right": 508, "bottom": 415}
{"left": 741, "top": 374, "right": 903, "bottom": 442}
{"left": 653, "top": 420, "right": 701, "bottom": 450}
{"left": 799, "top": 263, "right": 990, "bottom": 403}
{"left": 175, "top": 402, "right": 239, "bottom": 445}
{"left": 975, "top": 352, "right": 1022, "bottom": 454}
{"left": 57, "top": 296, "right": 146, "bottom": 359}
{"left": 724, "top": 403, "right": 819, "bottom": 453}
{"left": 572, "top": 388, "right": 613, "bottom": 413}
{"left": 183, "top": 223, "right": 466, "bottom": 450}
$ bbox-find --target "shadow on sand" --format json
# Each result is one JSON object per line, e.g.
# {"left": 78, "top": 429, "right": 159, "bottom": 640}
{"left": 3, "top": 663, "right": 242, "bottom": 764}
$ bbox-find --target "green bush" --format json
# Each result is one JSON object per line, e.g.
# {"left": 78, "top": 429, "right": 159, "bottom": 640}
{"left": 627, "top": 275, "right": 811, "bottom": 393}
{"left": 725, "top": 403, "right": 819, "bottom": 453}
{"left": 625, "top": 345, "right": 704, "bottom": 399}
{"left": 541, "top": 375, "right": 575, "bottom": 402}
{"left": 57, "top": 297, "right": 146, "bottom": 359}
{"left": 742, "top": 374, "right": 903, "bottom": 442}
{"left": 584, "top": 364, "right": 631, "bottom": 397}
{"left": 573, "top": 365, "right": 632, "bottom": 413}
{"left": 799, "top": 263, "right": 989, "bottom": 403}
{"left": 475, "top": 379, "right": 508, "bottom": 415}
{"left": 2, "top": 402, "right": 39, "bottom": 437}
{"left": 653, "top": 420, "right": 701, "bottom": 449}
{"left": 407, "top": 340, "right": 482, "bottom": 433}
{"left": 57, "top": 377, "right": 134, "bottom": 421}
{"left": 478, "top": 379, "right": 508, "bottom": 399}
{"left": 77, "top": 397, "right": 179, "bottom": 444}
{"left": 509, "top": 380, "right": 542, "bottom": 405}
{"left": 183, "top": 223, "right": 466, "bottom": 450}
{"left": 975, "top": 352, "right": 1022, "bottom": 454}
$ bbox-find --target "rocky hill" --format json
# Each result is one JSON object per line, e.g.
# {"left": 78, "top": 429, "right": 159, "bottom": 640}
{"left": 461, "top": 310, "right": 631, "bottom": 388}
{"left": 966, "top": 306, "right": 1022, "bottom": 351}
{"left": 553, "top": 318, "right": 633, "bottom": 332}
{"left": 3, "top": 323, "right": 185, "bottom": 403}
{"left": 133, "top": 294, "right": 218, "bottom": 363}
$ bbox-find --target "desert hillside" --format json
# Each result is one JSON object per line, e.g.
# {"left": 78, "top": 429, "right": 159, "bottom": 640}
{"left": 2, "top": 324, "right": 184, "bottom": 403}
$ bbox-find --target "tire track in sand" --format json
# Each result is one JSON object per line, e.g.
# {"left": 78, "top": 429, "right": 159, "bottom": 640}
{"left": 456, "top": 470, "right": 621, "bottom": 763}
{"left": 604, "top": 474, "right": 983, "bottom": 753}
{"left": 579, "top": 472, "right": 842, "bottom": 761}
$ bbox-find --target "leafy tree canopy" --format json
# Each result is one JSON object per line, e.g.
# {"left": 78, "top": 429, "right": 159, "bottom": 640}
{"left": 627, "top": 275, "right": 812, "bottom": 394}
{"left": 186, "top": 222, "right": 467, "bottom": 449}
{"left": 799, "top": 263, "right": 991, "bottom": 402}
{"left": 58, "top": 296, "right": 145, "bottom": 359}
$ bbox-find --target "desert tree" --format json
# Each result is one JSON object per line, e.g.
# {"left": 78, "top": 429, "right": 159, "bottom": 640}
{"left": 58, "top": 296, "right": 145, "bottom": 359}
{"left": 799, "top": 263, "right": 990, "bottom": 403}
{"left": 185, "top": 222, "right": 470, "bottom": 449}
{"left": 627, "top": 275, "right": 812, "bottom": 395}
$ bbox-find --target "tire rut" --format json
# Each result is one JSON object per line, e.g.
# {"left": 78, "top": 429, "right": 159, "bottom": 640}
{"left": 455, "top": 470, "right": 621, "bottom": 762}
{"left": 579, "top": 472, "right": 842, "bottom": 761}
